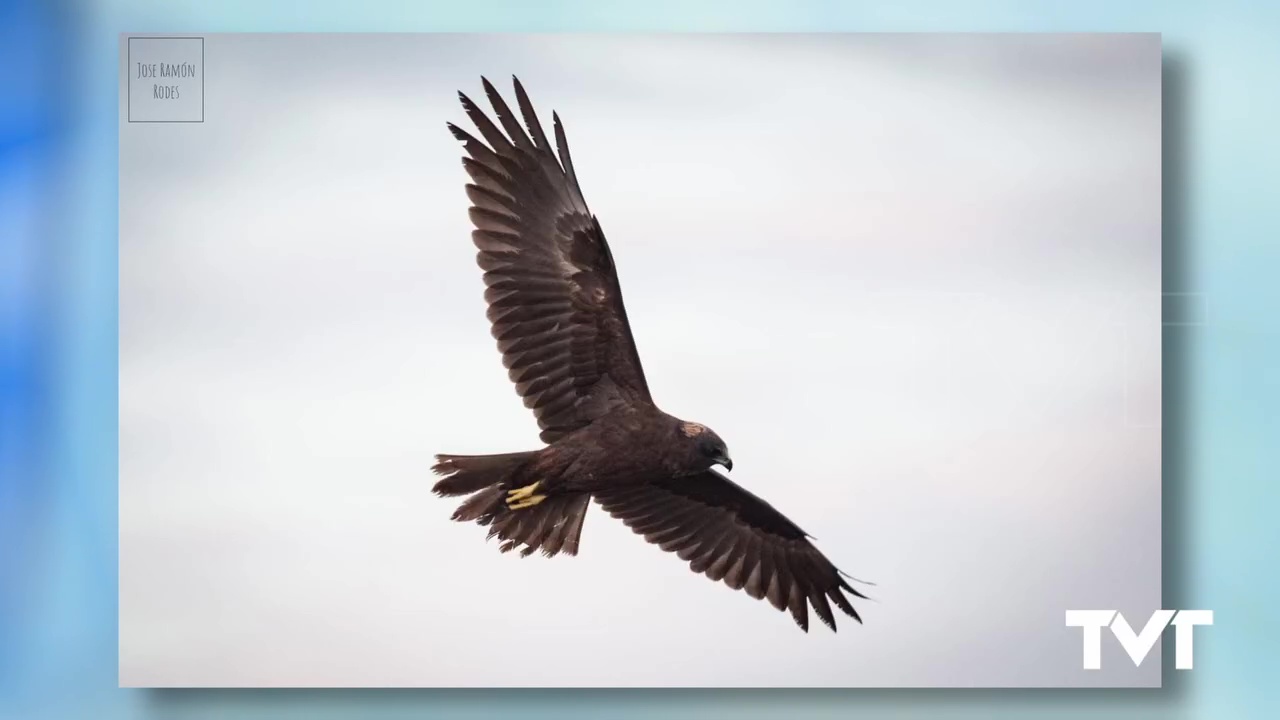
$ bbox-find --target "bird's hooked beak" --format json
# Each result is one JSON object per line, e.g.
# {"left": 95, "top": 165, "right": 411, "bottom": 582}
{"left": 716, "top": 454, "right": 734, "bottom": 472}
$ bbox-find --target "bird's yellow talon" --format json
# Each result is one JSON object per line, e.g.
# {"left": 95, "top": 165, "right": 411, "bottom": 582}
{"left": 506, "top": 481, "right": 543, "bottom": 508}
{"left": 508, "top": 494, "right": 547, "bottom": 510}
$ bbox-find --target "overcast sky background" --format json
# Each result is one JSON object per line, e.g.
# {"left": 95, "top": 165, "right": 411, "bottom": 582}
{"left": 119, "top": 34, "right": 1162, "bottom": 687}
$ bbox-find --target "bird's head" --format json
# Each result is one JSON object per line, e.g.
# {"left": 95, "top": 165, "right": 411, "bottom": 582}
{"left": 678, "top": 421, "right": 733, "bottom": 473}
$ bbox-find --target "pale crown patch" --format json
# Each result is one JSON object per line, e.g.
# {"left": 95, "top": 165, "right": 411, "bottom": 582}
{"left": 680, "top": 422, "right": 707, "bottom": 438}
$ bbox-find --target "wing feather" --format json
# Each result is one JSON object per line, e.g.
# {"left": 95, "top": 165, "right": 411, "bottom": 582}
{"left": 595, "top": 470, "right": 866, "bottom": 633}
{"left": 451, "top": 77, "right": 652, "bottom": 443}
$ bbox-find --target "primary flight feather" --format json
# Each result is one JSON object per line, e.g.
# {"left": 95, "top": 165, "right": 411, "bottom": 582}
{"left": 432, "top": 76, "right": 866, "bottom": 633}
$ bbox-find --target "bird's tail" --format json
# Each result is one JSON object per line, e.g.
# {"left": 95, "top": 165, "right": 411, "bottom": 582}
{"left": 431, "top": 452, "right": 591, "bottom": 558}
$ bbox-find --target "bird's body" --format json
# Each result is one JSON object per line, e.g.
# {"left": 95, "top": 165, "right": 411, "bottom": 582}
{"left": 499, "top": 406, "right": 723, "bottom": 495}
{"left": 432, "top": 76, "right": 867, "bottom": 633}
{"left": 524, "top": 406, "right": 703, "bottom": 492}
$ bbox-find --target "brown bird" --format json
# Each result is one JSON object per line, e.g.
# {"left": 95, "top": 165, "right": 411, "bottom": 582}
{"left": 433, "top": 76, "right": 867, "bottom": 632}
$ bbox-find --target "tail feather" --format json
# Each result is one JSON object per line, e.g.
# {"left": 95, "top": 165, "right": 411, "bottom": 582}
{"left": 432, "top": 452, "right": 533, "bottom": 496}
{"left": 432, "top": 452, "right": 591, "bottom": 557}
{"left": 453, "top": 485, "right": 506, "bottom": 522}
{"left": 489, "top": 492, "right": 591, "bottom": 557}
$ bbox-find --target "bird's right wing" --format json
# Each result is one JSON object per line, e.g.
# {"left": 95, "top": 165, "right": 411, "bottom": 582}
{"left": 449, "top": 77, "right": 653, "bottom": 444}
{"left": 594, "top": 470, "right": 867, "bottom": 632}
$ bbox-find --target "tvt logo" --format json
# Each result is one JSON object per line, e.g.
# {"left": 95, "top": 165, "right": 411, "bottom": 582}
{"left": 1066, "top": 610, "right": 1213, "bottom": 669}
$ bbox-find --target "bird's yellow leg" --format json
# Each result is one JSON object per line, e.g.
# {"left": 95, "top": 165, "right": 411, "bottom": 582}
{"left": 506, "top": 481, "right": 544, "bottom": 509}
{"left": 507, "top": 494, "right": 547, "bottom": 510}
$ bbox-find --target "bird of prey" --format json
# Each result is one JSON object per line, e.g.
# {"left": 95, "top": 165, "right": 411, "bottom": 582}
{"left": 433, "top": 76, "right": 867, "bottom": 633}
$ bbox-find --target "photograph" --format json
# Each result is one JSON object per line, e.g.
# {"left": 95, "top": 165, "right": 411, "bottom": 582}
{"left": 118, "top": 33, "right": 1163, "bottom": 688}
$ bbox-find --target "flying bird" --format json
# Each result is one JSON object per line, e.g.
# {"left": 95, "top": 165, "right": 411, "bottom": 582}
{"left": 433, "top": 76, "right": 867, "bottom": 633}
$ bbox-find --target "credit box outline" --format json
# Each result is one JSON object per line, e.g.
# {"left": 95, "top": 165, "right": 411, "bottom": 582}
{"left": 127, "top": 36, "right": 205, "bottom": 123}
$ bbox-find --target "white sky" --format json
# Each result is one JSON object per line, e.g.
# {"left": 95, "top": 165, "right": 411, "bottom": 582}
{"left": 119, "top": 33, "right": 1162, "bottom": 687}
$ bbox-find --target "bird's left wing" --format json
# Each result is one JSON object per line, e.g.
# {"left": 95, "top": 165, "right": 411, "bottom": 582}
{"left": 448, "top": 77, "right": 653, "bottom": 444}
{"left": 594, "top": 471, "right": 866, "bottom": 632}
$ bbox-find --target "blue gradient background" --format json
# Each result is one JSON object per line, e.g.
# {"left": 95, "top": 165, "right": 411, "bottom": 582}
{"left": 1, "top": 0, "right": 1277, "bottom": 718}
